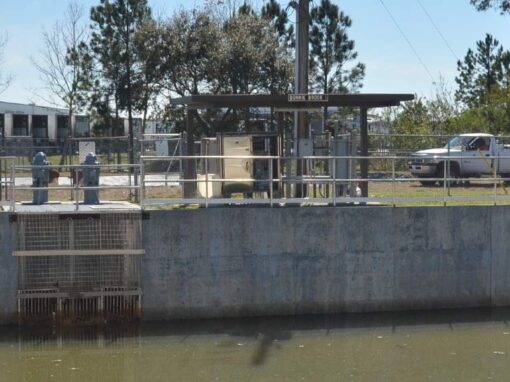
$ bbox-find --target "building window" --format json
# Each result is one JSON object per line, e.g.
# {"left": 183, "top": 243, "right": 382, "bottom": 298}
{"left": 74, "top": 116, "right": 90, "bottom": 138}
{"left": 57, "top": 115, "right": 69, "bottom": 141}
{"left": 13, "top": 114, "right": 29, "bottom": 136}
{"left": 32, "top": 115, "right": 48, "bottom": 139}
{"left": 0, "top": 114, "right": 4, "bottom": 140}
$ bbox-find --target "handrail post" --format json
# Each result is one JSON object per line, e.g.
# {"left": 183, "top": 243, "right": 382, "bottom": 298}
{"left": 277, "top": 157, "right": 282, "bottom": 200}
{"left": 130, "top": 166, "right": 140, "bottom": 203}
{"left": 348, "top": 156, "right": 353, "bottom": 198}
{"left": 128, "top": 162, "right": 133, "bottom": 201}
{"left": 205, "top": 157, "right": 209, "bottom": 208}
{"left": 10, "top": 164, "right": 15, "bottom": 212}
{"left": 332, "top": 158, "right": 336, "bottom": 206}
{"left": 74, "top": 167, "right": 79, "bottom": 211}
{"left": 269, "top": 157, "right": 273, "bottom": 208}
{"left": 140, "top": 160, "right": 145, "bottom": 208}
{"left": 179, "top": 133, "right": 183, "bottom": 180}
{"left": 392, "top": 157, "right": 396, "bottom": 207}
{"left": 494, "top": 158, "right": 497, "bottom": 205}
{"left": 443, "top": 156, "right": 447, "bottom": 206}
{"left": 4, "top": 158, "right": 8, "bottom": 200}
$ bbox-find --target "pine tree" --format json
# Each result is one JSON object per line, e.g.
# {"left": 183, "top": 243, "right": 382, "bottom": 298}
{"left": 455, "top": 34, "right": 510, "bottom": 107}
{"left": 470, "top": 0, "right": 510, "bottom": 13}
{"left": 90, "top": 0, "right": 152, "bottom": 168}
{"left": 261, "top": 0, "right": 294, "bottom": 48}
{"left": 309, "top": 0, "right": 365, "bottom": 125}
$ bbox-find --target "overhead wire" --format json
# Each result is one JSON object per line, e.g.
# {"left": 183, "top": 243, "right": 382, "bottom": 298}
{"left": 377, "top": 0, "right": 436, "bottom": 83}
{"left": 416, "top": 0, "right": 459, "bottom": 62}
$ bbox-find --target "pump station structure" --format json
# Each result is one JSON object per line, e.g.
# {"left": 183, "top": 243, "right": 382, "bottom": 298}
{"left": 171, "top": 93, "right": 414, "bottom": 198}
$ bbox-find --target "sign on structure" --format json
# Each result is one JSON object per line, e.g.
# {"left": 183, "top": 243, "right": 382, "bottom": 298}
{"left": 288, "top": 94, "right": 329, "bottom": 102}
{"left": 155, "top": 138, "right": 169, "bottom": 156}
{"left": 79, "top": 141, "right": 96, "bottom": 163}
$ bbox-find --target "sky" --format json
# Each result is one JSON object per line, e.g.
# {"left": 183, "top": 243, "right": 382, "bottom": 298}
{"left": 1, "top": 0, "right": 510, "bottom": 107}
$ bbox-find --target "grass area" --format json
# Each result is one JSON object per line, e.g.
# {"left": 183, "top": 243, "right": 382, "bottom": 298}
{"left": 367, "top": 180, "right": 510, "bottom": 206}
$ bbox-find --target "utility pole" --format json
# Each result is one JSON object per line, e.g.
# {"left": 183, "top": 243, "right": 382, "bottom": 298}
{"left": 294, "top": 0, "right": 309, "bottom": 197}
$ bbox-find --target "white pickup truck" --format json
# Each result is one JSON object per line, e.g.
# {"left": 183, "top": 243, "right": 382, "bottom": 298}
{"left": 409, "top": 133, "right": 510, "bottom": 186}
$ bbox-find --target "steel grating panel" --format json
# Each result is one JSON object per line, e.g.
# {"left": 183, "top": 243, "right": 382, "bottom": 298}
{"left": 16, "top": 213, "right": 142, "bottom": 251}
{"left": 15, "top": 211, "right": 143, "bottom": 324}
{"left": 18, "top": 294, "right": 141, "bottom": 324}
{"left": 17, "top": 255, "right": 141, "bottom": 292}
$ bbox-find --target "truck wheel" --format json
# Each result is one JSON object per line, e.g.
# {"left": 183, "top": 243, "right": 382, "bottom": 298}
{"left": 436, "top": 164, "right": 460, "bottom": 187}
{"left": 501, "top": 174, "right": 510, "bottom": 186}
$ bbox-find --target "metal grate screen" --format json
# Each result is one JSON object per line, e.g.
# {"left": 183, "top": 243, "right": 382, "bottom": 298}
{"left": 18, "top": 255, "right": 141, "bottom": 292}
{"left": 16, "top": 213, "right": 142, "bottom": 251}
{"left": 15, "top": 211, "right": 143, "bottom": 324}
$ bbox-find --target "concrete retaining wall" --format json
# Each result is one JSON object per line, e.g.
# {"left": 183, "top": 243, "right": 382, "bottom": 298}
{"left": 0, "top": 214, "right": 17, "bottom": 324}
{"left": 141, "top": 206, "right": 510, "bottom": 320}
{"left": 1, "top": 205, "right": 510, "bottom": 323}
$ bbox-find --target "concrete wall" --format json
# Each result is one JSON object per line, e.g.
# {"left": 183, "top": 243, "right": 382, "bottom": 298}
{"left": 2, "top": 205, "right": 510, "bottom": 324}
{"left": 141, "top": 206, "right": 510, "bottom": 320}
{"left": 0, "top": 214, "right": 17, "bottom": 324}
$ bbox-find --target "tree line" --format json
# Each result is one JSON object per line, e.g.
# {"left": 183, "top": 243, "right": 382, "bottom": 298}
{"left": 25, "top": 0, "right": 364, "bottom": 142}
{"left": 10, "top": 0, "right": 510, "bottom": 154}
{"left": 393, "top": 1, "right": 510, "bottom": 146}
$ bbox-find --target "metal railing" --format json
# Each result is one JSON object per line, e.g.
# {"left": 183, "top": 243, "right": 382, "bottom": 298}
{"left": 4, "top": 154, "right": 510, "bottom": 211}
{"left": 139, "top": 154, "right": 510, "bottom": 208}
{"left": 6, "top": 163, "right": 141, "bottom": 212}
{"left": 0, "top": 156, "right": 16, "bottom": 203}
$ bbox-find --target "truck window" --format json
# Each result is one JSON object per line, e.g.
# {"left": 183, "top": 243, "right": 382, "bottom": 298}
{"left": 468, "top": 137, "right": 489, "bottom": 151}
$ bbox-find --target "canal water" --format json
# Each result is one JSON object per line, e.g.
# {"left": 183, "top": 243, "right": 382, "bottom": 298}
{"left": 2, "top": 308, "right": 510, "bottom": 381}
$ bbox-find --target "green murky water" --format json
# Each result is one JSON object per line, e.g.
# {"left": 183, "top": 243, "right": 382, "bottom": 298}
{"left": 2, "top": 309, "right": 510, "bottom": 381}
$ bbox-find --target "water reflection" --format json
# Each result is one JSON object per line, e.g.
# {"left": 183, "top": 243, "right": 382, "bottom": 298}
{"left": 2, "top": 308, "right": 510, "bottom": 381}
{"left": 16, "top": 324, "right": 141, "bottom": 353}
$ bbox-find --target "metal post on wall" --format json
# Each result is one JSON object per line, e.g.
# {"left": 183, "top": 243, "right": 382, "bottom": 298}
{"left": 184, "top": 108, "right": 197, "bottom": 198}
{"left": 0, "top": 157, "right": 2, "bottom": 202}
{"left": 360, "top": 107, "right": 369, "bottom": 197}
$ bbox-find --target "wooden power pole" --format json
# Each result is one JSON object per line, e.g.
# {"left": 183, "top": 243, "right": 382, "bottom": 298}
{"left": 294, "top": 0, "right": 309, "bottom": 197}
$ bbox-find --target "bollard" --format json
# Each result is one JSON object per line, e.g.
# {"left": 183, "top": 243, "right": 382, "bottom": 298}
{"left": 82, "top": 152, "right": 100, "bottom": 204}
{"left": 32, "top": 152, "right": 49, "bottom": 205}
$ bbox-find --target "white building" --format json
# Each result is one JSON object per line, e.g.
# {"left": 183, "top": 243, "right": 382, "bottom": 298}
{"left": 0, "top": 101, "right": 91, "bottom": 142}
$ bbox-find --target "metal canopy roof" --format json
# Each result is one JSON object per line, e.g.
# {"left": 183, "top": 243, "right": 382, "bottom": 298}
{"left": 170, "top": 93, "right": 415, "bottom": 109}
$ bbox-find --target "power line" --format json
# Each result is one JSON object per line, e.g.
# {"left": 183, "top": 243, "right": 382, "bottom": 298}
{"left": 377, "top": 0, "right": 436, "bottom": 83}
{"left": 416, "top": 0, "right": 459, "bottom": 62}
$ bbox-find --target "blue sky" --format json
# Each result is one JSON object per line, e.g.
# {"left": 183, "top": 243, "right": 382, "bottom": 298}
{"left": 1, "top": 0, "right": 510, "bottom": 106}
